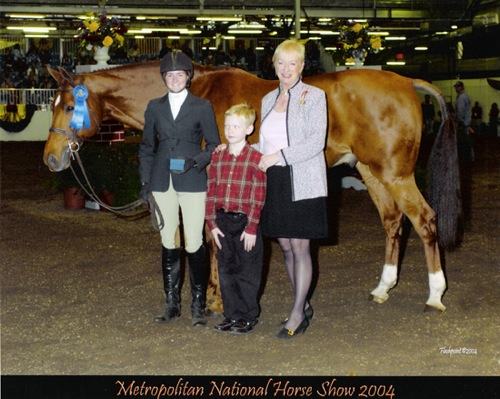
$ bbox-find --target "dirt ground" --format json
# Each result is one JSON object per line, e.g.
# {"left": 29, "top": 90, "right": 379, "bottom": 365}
{"left": 1, "top": 138, "right": 498, "bottom": 377}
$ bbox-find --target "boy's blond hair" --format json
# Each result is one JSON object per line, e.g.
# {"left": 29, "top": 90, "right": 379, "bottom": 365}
{"left": 224, "top": 103, "right": 256, "bottom": 127}
{"left": 272, "top": 39, "right": 305, "bottom": 64}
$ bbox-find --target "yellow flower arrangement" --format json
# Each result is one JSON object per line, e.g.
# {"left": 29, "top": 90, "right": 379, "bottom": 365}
{"left": 337, "top": 20, "right": 383, "bottom": 64}
{"left": 78, "top": 13, "right": 127, "bottom": 49}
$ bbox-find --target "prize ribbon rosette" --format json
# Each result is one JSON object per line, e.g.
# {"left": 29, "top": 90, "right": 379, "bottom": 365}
{"left": 69, "top": 85, "right": 91, "bottom": 131}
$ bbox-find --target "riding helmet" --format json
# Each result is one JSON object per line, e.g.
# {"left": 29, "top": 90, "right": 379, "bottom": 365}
{"left": 160, "top": 50, "right": 193, "bottom": 77}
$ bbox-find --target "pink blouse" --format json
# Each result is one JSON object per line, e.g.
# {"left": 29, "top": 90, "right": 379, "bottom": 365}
{"left": 260, "top": 109, "right": 288, "bottom": 156}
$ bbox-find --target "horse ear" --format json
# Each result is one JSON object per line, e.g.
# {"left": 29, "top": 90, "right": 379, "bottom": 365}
{"left": 57, "top": 67, "right": 76, "bottom": 87}
{"left": 47, "top": 66, "right": 75, "bottom": 86}
{"left": 47, "top": 65, "right": 64, "bottom": 85}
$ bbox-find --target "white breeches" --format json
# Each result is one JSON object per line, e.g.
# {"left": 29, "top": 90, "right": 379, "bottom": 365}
{"left": 152, "top": 178, "right": 206, "bottom": 254}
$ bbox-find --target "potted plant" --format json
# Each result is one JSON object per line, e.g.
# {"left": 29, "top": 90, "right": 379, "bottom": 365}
{"left": 77, "top": 141, "right": 141, "bottom": 207}
{"left": 52, "top": 168, "right": 86, "bottom": 210}
{"left": 77, "top": 11, "right": 128, "bottom": 66}
{"left": 335, "top": 20, "right": 383, "bottom": 65}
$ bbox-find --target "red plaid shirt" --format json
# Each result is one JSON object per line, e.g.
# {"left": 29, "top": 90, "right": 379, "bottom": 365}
{"left": 206, "top": 144, "right": 266, "bottom": 235}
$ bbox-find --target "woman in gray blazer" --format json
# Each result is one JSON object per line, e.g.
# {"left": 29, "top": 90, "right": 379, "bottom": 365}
{"left": 139, "top": 51, "right": 220, "bottom": 327}
{"left": 258, "top": 40, "right": 328, "bottom": 339}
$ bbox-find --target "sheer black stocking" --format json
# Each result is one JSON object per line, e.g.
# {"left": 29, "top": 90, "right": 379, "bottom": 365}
{"left": 277, "top": 238, "right": 312, "bottom": 331}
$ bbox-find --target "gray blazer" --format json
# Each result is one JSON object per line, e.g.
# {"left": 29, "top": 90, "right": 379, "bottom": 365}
{"left": 139, "top": 92, "right": 220, "bottom": 193}
{"left": 260, "top": 80, "right": 328, "bottom": 201}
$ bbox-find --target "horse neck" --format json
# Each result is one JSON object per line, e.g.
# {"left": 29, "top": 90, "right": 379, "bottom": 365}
{"left": 84, "top": 64, "right": 164, "bottom": 130}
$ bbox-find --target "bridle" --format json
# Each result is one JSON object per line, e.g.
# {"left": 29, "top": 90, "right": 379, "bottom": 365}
{"left": 48, "top": 82, "right": 164, "bottom": 230}
{"left": 49, "top": 126, "right": 82, "bottom": 154}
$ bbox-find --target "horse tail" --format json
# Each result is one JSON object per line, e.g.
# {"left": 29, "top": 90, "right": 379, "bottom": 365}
{"left": 413, "top": 79, "right": 462, "bottom": 250}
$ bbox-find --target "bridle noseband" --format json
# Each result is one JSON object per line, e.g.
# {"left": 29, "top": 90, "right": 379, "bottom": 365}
{"left": 49, "top": 126, "right": 82, "bottom": 154}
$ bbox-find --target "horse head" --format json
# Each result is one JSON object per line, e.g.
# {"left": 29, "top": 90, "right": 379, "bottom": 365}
{"left": 43, "top": 66, "right": 103, "bottom": 171}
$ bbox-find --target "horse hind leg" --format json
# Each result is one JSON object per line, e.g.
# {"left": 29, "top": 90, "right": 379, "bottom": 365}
{"left": 382, "top": 176, "right": 446, "bottom": 312}
{"left": 357, "top": 163, "right": 403, "bottom": 304}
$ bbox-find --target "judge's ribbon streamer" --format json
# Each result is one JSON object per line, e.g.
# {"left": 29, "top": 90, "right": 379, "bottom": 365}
{"left": 69, "top": 85, "right": 91, "bottom": 131}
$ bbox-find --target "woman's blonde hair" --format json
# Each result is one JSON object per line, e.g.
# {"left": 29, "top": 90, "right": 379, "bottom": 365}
{"left": 272, "top": 39, "right": 305, "bottom": 64}
{"left": 224, "top": 103, "right": 256, "bottom": 127}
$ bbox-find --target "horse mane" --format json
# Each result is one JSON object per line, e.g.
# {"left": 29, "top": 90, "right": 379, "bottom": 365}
{"left": 76, "top": 60, "right": 242, "bottom": 84}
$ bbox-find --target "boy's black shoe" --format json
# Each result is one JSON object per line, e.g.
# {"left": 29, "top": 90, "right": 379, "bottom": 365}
{"left": 229, "top": 319, "right": 257, "bottom": 335}
{"left": 214, "top": 318, "right": 236, "bottom": 332}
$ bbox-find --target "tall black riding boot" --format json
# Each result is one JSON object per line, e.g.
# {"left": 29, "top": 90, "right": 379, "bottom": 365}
{"left": 154, "top": 247, "right": 181, "bottom": 323}
{"left": 187, "top": 245, "right": 208, "bottom": 326}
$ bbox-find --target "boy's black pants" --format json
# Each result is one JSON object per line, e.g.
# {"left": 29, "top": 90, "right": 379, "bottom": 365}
{"left": 215, "top": 209, "right": 263, "bottom": 323}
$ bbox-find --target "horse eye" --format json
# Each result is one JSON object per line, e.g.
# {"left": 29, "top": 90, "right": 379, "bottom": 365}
{"left": 65, "top": 105, "right": 74, "bottom": 112}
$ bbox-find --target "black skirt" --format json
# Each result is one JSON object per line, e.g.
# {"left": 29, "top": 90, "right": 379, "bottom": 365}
{"left": 261, "top": 166, "right": 328, "bottom": 239}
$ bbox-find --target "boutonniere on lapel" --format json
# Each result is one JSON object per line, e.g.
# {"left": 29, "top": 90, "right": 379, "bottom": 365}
{"left": 299, "top": 90, "right": 309, "bottom": 105}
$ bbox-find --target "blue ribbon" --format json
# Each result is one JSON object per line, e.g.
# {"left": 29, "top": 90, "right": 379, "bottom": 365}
{"left": 69, "top": 84, "right": 91, "bottom": 131}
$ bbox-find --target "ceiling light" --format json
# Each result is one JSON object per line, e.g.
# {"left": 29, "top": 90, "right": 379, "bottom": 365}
{"left": 229, "top": 22, "right": 266, "bottom": 29}
{"left": 308, "top": 37, "right": 322, "bottom": 40}
{"left": 25, "top": 34, "right": 49, "bottom": 38}
{"left": 353, "top": 19, "right": 367, "bottom": 23}
{"left": 415, "top": 46, "right": 428, "bottom": 51}
{"left": 385, "top": 36, "right": 406, "bottom": 40}
{"left": 271, "top": 17, "right": 306, "bottom": 22}
{"left": 255, "top": 47, "right": 265, "bottom": 50}
{"left": 345, "top": 62, "right": 355, "bottom": 66}
{"left": 7, "top": 26, "right": 56, "bottom": 33}
{"left": 269, "top": 31, "right": 278, "bottom": 36}
{"left": 134, "top": 35, "right": 145, "bottom": 39}
{"left": 368, "top": 31, "right": 389, "bottom": 36}
{"left": 168, "top": 36, "right": 180, "bottom": 39}
{"left": 223, "top": 36, "right": 235, "bottom": 40}
{"left": 127, "top": 29, "right": 153, "bottom": 34}
{"left": 227, "top": 30, "right": 262, "bottom": 34}
{"left": 373, "top": 26, "right": 420, "bottom": 31}
{"left": 151, "top": 28, "right": 189, "bottom": 33}
{"left": 186, "top": 30, "right": 202, "bottom": 35}
{"left": 451, "top": 25, "right": 458, "bottom": 29}
{"left": 300, "top": 30, "right": 339, "bottom": 35}
{"left": 196, "top": 17, "right": 242, "bottom": 22}
{"left": 325, "top": 47, "right": 338, "bottom": 51}
{"left": 319, "top": 18, "right": 331, "bottom": 22}
{"left": 386, "top": 61, "right": 406, "bottom": 65}
{"left": 7, "top": 14, "right": 46, "bottom": 19}
{"left": 136, "top": 16, "right": 177, "bottom": 20}
{"left": 435, "top": 31, "right": 449, "bottom": 35}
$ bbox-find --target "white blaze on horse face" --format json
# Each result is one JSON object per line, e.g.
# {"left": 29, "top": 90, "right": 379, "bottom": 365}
{"left": 426, "top": 270, "right": 446, "bottom": 311}
{"left": 54, "top": 94, "right": 61, "bottom": 107}
{"left": 370, "top": 264, "right": 398, "bottom": 303}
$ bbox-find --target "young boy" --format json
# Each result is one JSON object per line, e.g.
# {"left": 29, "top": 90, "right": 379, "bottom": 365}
{"left": 205, "top": 103, "right": 266, "bottom": 334}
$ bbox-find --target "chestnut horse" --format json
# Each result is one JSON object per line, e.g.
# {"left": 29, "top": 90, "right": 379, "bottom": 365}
{"left": 43, "top": 62, "right": 461, "bottom": 313}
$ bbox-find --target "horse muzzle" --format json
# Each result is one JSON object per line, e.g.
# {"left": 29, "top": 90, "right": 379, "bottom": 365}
{"left": 45, "top": 149, "right": 71, "bottom": 172}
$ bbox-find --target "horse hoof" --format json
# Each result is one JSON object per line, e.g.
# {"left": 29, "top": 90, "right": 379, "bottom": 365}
{"left": 205, "top": 309, "right": 220, "bottom": 318}
{"left": 424, "top": 303, "right": 446, "bottom": 313}
{"left": 369, "top": 293, "right": 388, "bottom": 304}
{"left": 207, "top": 301, "right": 224, "bottom": 314}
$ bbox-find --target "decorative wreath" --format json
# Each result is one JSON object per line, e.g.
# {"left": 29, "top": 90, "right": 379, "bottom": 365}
{"left": 0, "top": 104, "right": 38, "bottom": 133}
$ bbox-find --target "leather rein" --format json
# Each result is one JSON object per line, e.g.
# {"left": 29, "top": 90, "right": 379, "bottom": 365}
{"left": 50, "top": 86, "right": 164, "bottom": 231}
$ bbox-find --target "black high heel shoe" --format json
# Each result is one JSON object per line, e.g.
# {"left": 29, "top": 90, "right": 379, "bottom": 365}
{"left": 279, "top": 305, "right": 314, "bottom": 325}
{"left": 276, "top": 317, "right": 309, "bottom": 339}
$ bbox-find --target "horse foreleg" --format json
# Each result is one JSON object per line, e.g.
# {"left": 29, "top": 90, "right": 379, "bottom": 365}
{"left": 383, "top": 177, "right": 446, "bottom": 312}
{"left": 357, "top": 163, "right": 402, "bottom": 304}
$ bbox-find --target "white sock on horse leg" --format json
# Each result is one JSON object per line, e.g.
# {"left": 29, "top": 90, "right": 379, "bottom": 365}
{"left": 426, "top": 270, "right": 446, "bottom": 311}
{"left": 370, "top": 264, "right": 398, "bottom": 303}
